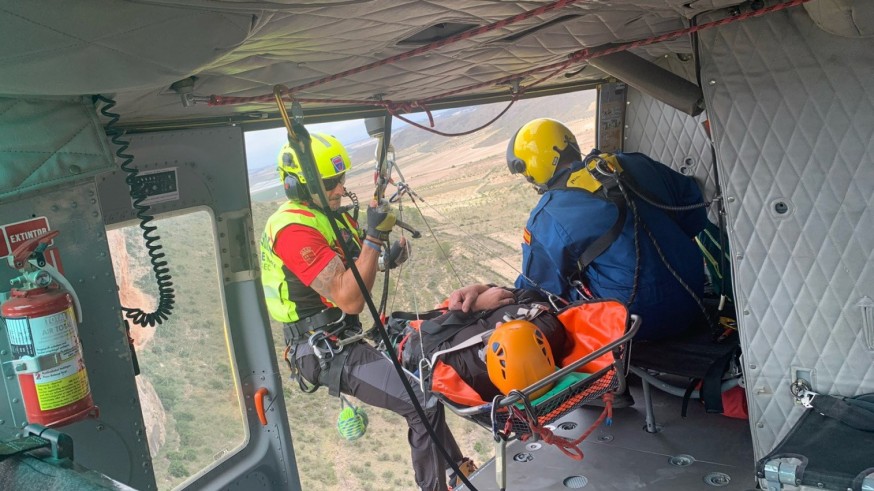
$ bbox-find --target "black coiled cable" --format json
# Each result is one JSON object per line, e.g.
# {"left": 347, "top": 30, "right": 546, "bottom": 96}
{"left": 95, "top": 96, "right": 175, "bottom": 327}
{"left": 341, "top": 189, "right": 360, "bottom": 222}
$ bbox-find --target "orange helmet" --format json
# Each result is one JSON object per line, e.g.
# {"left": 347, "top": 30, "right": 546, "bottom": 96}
{"left": 486, "top": 319, "right": 556, "bottom": 399}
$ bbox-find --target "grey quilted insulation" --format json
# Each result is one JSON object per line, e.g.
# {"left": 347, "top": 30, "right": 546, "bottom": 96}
{"left": 624, "top": 85, "right": 717, "bottom": 224}
{"left": 0, "top": 97, "right": 115, "bottom": 201}
{"left": 699, "top": 5, "right": 874, "bottom": 462}
{"left": 0, "top": 0, "right": 745, "bottom": 125}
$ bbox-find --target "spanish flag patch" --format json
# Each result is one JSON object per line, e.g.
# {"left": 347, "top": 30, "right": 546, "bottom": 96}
{"left": 523, "top": 227, "right": 531, "bottom": 245}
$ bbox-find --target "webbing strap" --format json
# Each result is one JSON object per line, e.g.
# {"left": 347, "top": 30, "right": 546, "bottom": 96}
{"left": 388, "top": 309, "right": 445, "bottom": 322}
{"left": 576, "top": 198, "right": 627, "bottom": 272}
{"left": 810, "top": 395, "right": 874, "bottom": 432}
{"left": 322, "top": 349, "right": 351, "bottom": 397}
{"left": 569, "top": 152, "right": 628, "bottom": 273}
{"left": 429, "top": 330, "right": 494, "bottom": 368}
{"left": 701, "top": 347, "right": 737, "bottom": 413}
{"left": 0, "top": 435, "right": 50, "bottom": 461}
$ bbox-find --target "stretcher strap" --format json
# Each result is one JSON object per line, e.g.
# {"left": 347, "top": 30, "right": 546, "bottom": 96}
{"left": 810, "top": 395, "right": 874, "bottom": 432}
{"left": 513, "top": 401, "right": 610, "bottom": 461}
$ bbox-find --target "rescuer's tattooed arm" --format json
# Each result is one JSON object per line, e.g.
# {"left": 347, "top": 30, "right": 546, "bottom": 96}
{"left": 309, "top": 243, "right": 382, "bottom": 314}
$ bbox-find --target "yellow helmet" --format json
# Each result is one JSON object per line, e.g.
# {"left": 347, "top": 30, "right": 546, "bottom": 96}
{"left": 506, "top": 118, "right": 580, "bottom": 186}
{"left": 485, "top": 319, "right": 556, "bottom": 399}
{"left": 277, "top": 133, "right": 352, "bottom": 185}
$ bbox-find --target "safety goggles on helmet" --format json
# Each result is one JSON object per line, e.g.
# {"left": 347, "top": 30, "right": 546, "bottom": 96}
{"left": 322, "top": 172, "right": 346, "bottom": 191}
{"left": 277, "top": 132, "right": 352, "bottom": 185}
{"left": 506, "top": 118, "right": 580, "bottom": 186}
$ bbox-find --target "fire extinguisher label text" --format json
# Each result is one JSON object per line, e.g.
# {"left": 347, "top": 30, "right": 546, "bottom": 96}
{"left": 11, "top": 308, "right": 91, "bottom": 411}
{"left": 5, "top": 317, "right": 36, "bottom": 357}
{"left": 35, "top": 366, "right": 91, "bottom": 411}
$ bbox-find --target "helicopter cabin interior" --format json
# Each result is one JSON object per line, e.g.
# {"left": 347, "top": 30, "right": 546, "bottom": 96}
{"left": 0, "top": 0, "right": 873, "bottom": 490}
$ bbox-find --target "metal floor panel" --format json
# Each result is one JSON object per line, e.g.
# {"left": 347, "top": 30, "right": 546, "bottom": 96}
{"left": 460, "top": 380, "right": 756, "bottom": 491}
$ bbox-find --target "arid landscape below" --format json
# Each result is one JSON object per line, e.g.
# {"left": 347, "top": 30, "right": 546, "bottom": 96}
{"left": 110, "top": 91, "right": 597, "bottom": 490}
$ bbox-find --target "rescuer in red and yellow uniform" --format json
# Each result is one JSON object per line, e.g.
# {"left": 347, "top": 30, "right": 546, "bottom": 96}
{"left": 260, "top": 133, "right": 470, "bottom": 491}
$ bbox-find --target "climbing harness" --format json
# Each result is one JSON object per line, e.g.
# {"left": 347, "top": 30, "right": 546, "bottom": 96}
{"left": 571, "top": 153, "right": 628, "bottom": 275}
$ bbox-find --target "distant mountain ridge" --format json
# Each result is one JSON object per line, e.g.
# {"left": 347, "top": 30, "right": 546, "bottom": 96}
{"left": 248, "top": 90, "right": 597, "bottom": 181}
{"left": 345, "top": 90, "right": 597, "bottom": 168}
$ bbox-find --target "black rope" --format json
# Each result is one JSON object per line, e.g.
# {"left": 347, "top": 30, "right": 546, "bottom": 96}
{"left": 618, "top": 182, "right": 642, "bottom": 306}
{"left": 617, "top": 178, "right": 712, "bottom": 328}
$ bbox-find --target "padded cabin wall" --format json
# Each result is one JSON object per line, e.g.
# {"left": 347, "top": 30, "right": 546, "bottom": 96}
{"left": 698, "top": 5, "right": 874, "bottom": 461}
{"left": 623, "top": 85, "right": 717, "bottom": 221}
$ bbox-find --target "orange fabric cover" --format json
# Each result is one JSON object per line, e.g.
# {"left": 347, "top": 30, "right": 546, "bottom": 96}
{"left": 431, "top": 360, "right": 488, "bottom": 407}
{"left": 558, "top": 301, "right": 628, "bottom": 372}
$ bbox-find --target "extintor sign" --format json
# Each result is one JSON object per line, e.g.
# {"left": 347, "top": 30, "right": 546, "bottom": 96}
{"left": 0, "top": 216, "right": 63, "bottom": 272}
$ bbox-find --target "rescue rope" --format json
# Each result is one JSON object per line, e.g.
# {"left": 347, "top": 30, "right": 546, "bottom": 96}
{"left": 515, "top": 403, "right": 608, "bottom": 461}
{"left": 209, "top": 0, "right": 585, "bottom": 107}
{"left": 272, "top": 93, "right": 479, "bottom": 491}
{"left": 496, "top": 391, "right": 611, "bottom": 461}
{"left": 208, "top": 0, "right": 811, "bottom": 137}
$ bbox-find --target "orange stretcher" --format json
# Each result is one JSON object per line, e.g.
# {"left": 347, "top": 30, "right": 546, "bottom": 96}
{"left": 433, "top": 299, "right": 640, "bottom": 457}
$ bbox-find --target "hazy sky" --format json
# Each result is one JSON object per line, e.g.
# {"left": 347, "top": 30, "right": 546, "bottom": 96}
{"left": 244, "top": 113, "right": 440, "bottom": 170}
{"left": 243, "top": 119, "right": 370, "bottom": 170}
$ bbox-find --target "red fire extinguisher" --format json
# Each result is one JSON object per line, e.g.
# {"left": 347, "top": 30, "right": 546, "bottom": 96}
{"left": 1, "top": 230, "right": 98, "bottom": 427}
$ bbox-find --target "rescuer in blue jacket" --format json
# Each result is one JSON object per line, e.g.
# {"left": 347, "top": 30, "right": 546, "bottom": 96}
{"left": 505, "top": 118, "right": 708, "bottom": 341}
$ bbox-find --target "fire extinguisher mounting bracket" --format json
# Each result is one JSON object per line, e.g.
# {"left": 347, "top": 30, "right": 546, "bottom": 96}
{"left": 13, "top": 352, "right": 67, "bottom": 375}
{"left": 9, "top": 230, "right": 58, "bottom": 270}
{"left": 4, "top": 230, "right": 82, "bottom": 323}
{"left": 23, "top": 423, "right": 74, "bottom": 462}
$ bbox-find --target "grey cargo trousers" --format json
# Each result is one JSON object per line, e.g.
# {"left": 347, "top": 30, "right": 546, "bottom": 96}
{"left": 297, "top": 341, "right": 463, "bottom": 491}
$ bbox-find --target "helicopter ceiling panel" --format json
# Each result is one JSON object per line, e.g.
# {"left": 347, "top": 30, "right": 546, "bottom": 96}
{"left": 0, "top": 0, "right": 747, "bottom": 128}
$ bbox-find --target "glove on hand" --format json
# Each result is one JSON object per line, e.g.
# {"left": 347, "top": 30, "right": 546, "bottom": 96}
{"left": 366, "top": 202, "right": 396, "bottom": 241}
{"left": 379, "top": 239, "right": 410, "bottom": 271}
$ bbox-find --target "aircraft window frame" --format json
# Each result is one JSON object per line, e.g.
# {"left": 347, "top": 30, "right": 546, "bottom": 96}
{"left": 107, "top": 206, "right": 249, "bottom": 490}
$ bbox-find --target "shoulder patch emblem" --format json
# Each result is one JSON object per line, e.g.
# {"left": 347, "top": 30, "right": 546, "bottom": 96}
{"left": 523, "top": 227, "right": 531, "bottom": 245}
{"left": 300, "top": 246, "right": 316, "bottom": 265}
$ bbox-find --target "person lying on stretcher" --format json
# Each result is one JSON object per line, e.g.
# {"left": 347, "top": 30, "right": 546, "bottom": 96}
{"left": 394, "top": 284, "right": 631, "bottom": 409}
